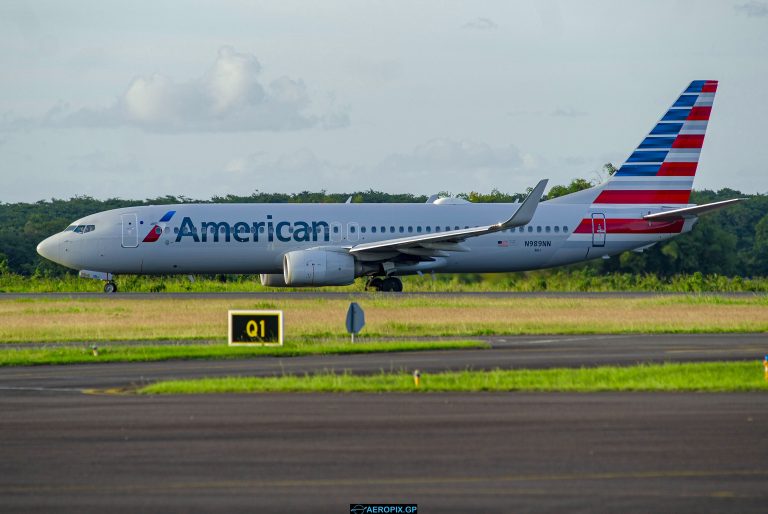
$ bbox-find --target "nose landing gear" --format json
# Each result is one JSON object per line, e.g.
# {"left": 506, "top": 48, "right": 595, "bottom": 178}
{"left": 78, "top": 270, "right": 117, "bottom": 294}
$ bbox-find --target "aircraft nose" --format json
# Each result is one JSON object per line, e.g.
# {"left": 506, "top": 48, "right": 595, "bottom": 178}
{"left": 36, "top": 236, "right": 59, "bottom": 262}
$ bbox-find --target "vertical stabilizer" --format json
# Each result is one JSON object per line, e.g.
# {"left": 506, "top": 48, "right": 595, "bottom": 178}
{"left": 597, "top": 80, "right": 718, "bottom": 206}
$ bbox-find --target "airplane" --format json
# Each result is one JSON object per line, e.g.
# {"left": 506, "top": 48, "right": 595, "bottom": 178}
{"left": 37, "top": 80, "right": 742, "bottom": 293}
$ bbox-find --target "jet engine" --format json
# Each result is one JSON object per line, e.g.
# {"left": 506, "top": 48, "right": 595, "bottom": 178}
{"left": 260, "top": 273, "right": 288, "bottom": 287}
{"left": 283, "top": 250, "right": 356, "bottom": 286}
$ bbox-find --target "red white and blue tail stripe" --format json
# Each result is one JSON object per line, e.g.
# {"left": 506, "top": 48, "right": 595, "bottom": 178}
{"left": 595, "top": 80, "right": 717, "bottom": 206}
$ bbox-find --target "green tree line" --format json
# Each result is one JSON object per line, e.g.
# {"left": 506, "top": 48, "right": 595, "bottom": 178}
{"left": 1, "top": 178, "right": 767, "bottom": 278}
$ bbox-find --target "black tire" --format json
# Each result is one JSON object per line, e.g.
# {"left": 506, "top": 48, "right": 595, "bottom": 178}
{"left": 380, "top": 277, "right": 403, "bottom": 292}
{"left": 104, "top": 282, "right": 117, "bottom": 294}
{"left": 367, "top": 277, "right": 384, "bottom": 291}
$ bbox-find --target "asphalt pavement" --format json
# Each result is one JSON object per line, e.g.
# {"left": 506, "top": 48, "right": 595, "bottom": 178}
{"left": 1, "top": 332, "right": 767, "bottom": 512}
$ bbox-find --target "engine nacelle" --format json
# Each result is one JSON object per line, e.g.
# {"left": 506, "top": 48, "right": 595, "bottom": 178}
{"left": 283, "top": 250, "right": 356, "bottom": 286}
{"left": 260, "top": 273, "right": 288, "bottom": 287}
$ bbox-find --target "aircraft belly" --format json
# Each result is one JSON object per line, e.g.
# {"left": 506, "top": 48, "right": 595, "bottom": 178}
{"left": 148, "top": 243, "right": 283, "bottom": 274}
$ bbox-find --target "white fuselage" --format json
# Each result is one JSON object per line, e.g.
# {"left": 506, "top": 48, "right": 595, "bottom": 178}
{"left": 36, "top": 201, "right": 694, "bottom": 276}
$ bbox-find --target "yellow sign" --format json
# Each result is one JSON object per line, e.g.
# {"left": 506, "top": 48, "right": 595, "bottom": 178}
{"left": 228, "top": 310, "right": 283, "bottom": 346}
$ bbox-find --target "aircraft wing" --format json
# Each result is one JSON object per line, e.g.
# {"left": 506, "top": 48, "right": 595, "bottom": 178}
{"left": 349, "top": 179, "right": 548, "bottom": 256}
{"left": 642, "top": 198, "right": 744, "bottom": 221}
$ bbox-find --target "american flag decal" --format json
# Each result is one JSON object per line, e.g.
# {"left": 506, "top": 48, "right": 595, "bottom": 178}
{"left": 497, "top": 240, "right": 509, "bottom": 247}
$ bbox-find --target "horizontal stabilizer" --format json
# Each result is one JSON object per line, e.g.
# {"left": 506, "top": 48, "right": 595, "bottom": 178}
{"left": 642, "top": 198, "right": 744, "bottom": 220}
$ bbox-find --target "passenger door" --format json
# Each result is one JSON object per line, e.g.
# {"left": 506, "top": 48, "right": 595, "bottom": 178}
{"left": 591, "top": 213, "right": 606, "bottom": 247}
{"left": 121, "top": 213, "right": 139, "bottom": 248}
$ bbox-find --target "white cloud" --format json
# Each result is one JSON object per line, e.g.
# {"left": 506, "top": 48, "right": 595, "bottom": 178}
{"left": 551, "top": 106, "right": 587, "bottom": 117}
{"left": 734, "top": 1, "right": 768, "bottom": 17}
{"left": 462, "top": 17, "right": 499, "bottom": 30}
{"left": 225, "top": 148, "right": 327, "bottom": 175}
{"left": 377, "top": 138, "right": 524, "bottom": 174}
{"left": 3, "top": 46, "right": 347, "bottom": 133}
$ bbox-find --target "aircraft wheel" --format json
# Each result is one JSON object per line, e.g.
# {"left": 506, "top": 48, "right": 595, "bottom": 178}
{"left": 367, "top": 277, "right": 384, "bottom": 291}
{"left": 104, "top": 281, "right": 117, "bottom": 294}
{"left": 380, "top": 277, "right": 403, "bottom": 293}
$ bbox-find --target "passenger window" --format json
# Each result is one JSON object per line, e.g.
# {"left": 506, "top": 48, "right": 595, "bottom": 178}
{"left": 333, "top": 226, "right": 339, "bottom": 233}
{"left": 537, "top": 226, "right": 542, "bottom": 233}
{"left": 519, "top": 227, "right": 524, "bottom": 233}
{"left": 381, "top": 226, "right": 386, "bottom": 233}
{"left": 174, "top": 227, "right": 179, "bottom": 234}
{"left": 350, "top": 226, "right": 356, "bottom": 233}
{"left": 563, "top": 226, "right": 569, "bottom": 232}
{"left": 407, "top": 226, "right": 413, "bottom": 233}
{"left": 435, "top": 226, "right": 440, "bottom": 232}
{"left": 399, "top": 226, "right": 404, "bottom": 233}
{"left": 370, "top": 226, "right": 376, "bottom": 233}
{"left": 545, "top": 226, "right": 551, "bottom": 233}
{"left": 554, "top": 226, "right": 560, "bottom": 233}
{"left": 417, "top": 226, "right": 422, "bottom": 233}
{"left": 527, "top": 226, "right": 533, "bottom": 233}
{"left": 426, "top": 226, "right": 431, "bottom": 232}
{"left": 454, "top": 226, "right": 459, "bottom": 230}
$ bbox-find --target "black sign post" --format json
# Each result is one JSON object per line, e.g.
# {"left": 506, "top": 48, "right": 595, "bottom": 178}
{"left": 228, "top": 310, "right": 283, "bottom": 346}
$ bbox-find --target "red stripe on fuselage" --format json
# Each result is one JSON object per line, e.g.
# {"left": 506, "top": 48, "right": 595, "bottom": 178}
{"left": 594, "top": 190, "right": 691, "bottom": 204}
{"left": 574, "top": 218, "right": 685, "bottom": 234}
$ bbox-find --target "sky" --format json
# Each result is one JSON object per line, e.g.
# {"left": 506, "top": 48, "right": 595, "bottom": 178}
{"left": 1, "top": 0, "right": 767, "bottom": 203}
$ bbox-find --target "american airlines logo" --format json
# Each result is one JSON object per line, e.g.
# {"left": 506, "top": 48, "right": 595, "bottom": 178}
{"left": 175, "top": 216, "right": 332, "bottom": 243}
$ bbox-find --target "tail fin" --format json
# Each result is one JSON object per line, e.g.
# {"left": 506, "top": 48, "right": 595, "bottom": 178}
{"left": 596, "top": 80, "right": 717, "bottom": 205}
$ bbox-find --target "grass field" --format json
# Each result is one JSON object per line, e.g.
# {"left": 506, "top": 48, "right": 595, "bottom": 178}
{"left": 0, "top": 340, "right": 484, "bottom": 367}
{"left": 1, "top": 295, "right": 767, "bottom": 344}
{"left": 3, "top": 271, "right": 768, "bottom": 293}
{"left": 139, "top": 361, "right": 768, "bottom": 394}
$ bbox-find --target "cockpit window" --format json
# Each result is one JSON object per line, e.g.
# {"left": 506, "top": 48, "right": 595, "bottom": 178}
{"left": 71, "top": 224, "right": 95, "bottom": 234}
{"left": 65, "top": 225, "right": 77, "bottom": 231}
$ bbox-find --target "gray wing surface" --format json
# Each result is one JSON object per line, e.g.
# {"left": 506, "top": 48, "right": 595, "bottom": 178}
{"left": 349, "top": 179, "right": 548, "bottom": 257}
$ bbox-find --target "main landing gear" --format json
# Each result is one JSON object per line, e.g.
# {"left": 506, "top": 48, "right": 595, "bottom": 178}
{"left": 365, "top": 276, "right": 403, "bottom": 292}
{"left": 103, "top": 281, "right": 118, "bottom": 294}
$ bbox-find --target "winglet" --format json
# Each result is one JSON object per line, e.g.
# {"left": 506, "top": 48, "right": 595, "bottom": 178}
{"left": 497, "top": 179, "right": 548, "bottom": 229}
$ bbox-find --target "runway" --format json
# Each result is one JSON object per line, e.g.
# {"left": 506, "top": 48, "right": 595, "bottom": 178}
{"left": 1, "top": 333, "right": 767, "bottom": 512}
{"left": 1, "top": 392, "right": 766, "bottom": 513}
